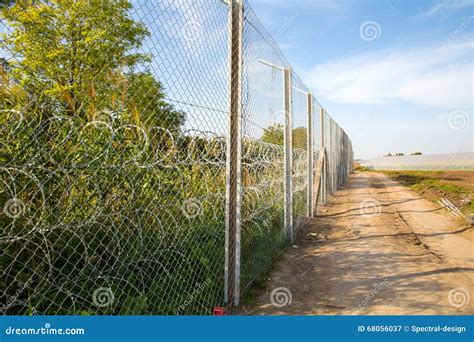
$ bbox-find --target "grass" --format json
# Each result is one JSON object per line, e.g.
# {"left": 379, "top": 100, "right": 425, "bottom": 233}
{"left": 1, "top": 110, "right": 296, "bottom": 315}
{"left": 380, "top": 171, "right": 474, "bottom": 215}
{"left": 354, "top": 165, "right": 371, "bottom": 172}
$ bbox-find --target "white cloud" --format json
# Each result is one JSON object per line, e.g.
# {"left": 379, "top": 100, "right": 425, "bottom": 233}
{"left": 423, "top": 0, "right": 474, "bottom": 18}
{"left": 307, "top": 41, "right": 473, "bottom": 108}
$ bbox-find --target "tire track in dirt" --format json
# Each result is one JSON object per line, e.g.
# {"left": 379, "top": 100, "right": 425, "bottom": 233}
{"left": 248, "top": 172, "right": 473, "bottom": 315}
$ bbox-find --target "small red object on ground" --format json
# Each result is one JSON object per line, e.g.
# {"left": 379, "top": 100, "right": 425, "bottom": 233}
{"left": 213, "top": 307, "right": 226, "bottom": 316}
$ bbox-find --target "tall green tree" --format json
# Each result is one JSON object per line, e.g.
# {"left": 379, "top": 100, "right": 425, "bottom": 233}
{"left": 261, "top": 124, "right": 284, "bottom": 146}
{"left": 126, "top": 72, "right": 185, "bottom": 129}
{"left": 292, "top": 127, "right": 307, "bottom": 150}
{"left": 0, "top": 58, "right": 25, "bottom": 109}
{"left": 1, "top": 0, "right": 184, "bottom": 128}
{"left": 261, "top": 124, "right": 307, "bottom": 150}
{"left": 0, "top": 0, "right": 15, "bottom": 8}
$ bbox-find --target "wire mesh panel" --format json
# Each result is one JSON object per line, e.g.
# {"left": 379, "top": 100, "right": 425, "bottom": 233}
{"left": 291, "top": 74, "right": 309, "bottom": 234}
{"left": 312, "top": 100, "right": 322, "bottom": 157}
{"left": 239, "top": 0, "right": 289, "bottom": 294}
{"left": 1, "top": 0, "right": 230, "bottom": 315}
{"left": 324, "top": 113, "right": 332, "bottom": 196}
{"left": 312, "top": 100, "right": 323, "bottom": 206}
{"left": 0, "top": 0, "right": 354, "bottom": 313}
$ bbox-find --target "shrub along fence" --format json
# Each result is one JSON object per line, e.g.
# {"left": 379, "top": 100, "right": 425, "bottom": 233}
{"left": 0, "top": 0, "right": 353, "bottom": 314}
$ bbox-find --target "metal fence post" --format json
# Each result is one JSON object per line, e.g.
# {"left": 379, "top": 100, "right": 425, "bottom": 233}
{"left": 319, "top": 107, "right": 326, "bottom": 205}
{"left": 326, "top": 116, "right": 331, "bottom": 195}
{"left": 329, "top": 118, "right": 333, "bottom": 194}
{"left": 334, "top": 124, "right": 336, "bottom": 189}
{"left": 307, "top": 93, "right": 313, "bottom": 217}
{"left": 336, "top": 126, "right": 339, "bottom": 186}
{"left": 331, "top": 119, "right": 335, "bottom": 194}
{"left": 337, "top": 126, "right": 340, "bottom": 187}
{"left": 283, "top": 67, "right": 293, "bottom": 243}
{"left": 224, "top": 0, "right": 243, "bottom": 308}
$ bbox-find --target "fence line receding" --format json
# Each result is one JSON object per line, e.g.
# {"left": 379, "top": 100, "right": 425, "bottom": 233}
{"left": 0, "top": 0, "right": 353, "bottom": 314}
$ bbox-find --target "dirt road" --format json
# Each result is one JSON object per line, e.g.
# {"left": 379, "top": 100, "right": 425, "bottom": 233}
{"left": 250, "top": 172, "right": 473, "bottom": 315}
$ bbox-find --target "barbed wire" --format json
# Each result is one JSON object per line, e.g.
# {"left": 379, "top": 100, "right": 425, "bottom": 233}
{"left": 0, "top": 0, "right": 353, "bottom": 315}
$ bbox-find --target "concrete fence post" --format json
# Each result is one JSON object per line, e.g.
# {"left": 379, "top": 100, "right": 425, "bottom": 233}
{"left": 307, "top": 93, "right": 313, "bottom": 217}
{"left": 283, "top": 67, "right": 293, "bottom": 243}
{"left": 320, "top": 107, "right": 326, "bottom": 205}
{"left": 224, "top": 0, "right": 243, "bottom": 308}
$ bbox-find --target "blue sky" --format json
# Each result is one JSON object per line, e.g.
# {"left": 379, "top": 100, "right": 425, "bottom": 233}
{"left": 1, "top": 0, "right": 471, "bottom": 160}
{"left": 250, "top": 0, "right": 473, "bottom": 159}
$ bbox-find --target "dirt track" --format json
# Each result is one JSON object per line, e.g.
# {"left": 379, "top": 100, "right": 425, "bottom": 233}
{"left": 250, "top": 172, "right": 473, "bottom": 315}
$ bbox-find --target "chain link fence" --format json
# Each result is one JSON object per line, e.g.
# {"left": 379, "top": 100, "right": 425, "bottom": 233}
{"left": 0, "top": 0, "right": 353, "bottom": 315}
